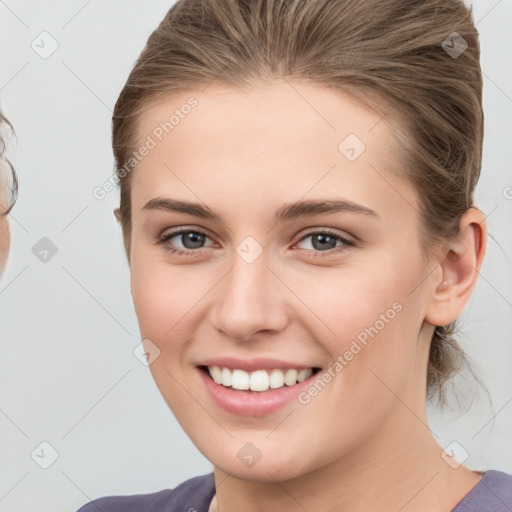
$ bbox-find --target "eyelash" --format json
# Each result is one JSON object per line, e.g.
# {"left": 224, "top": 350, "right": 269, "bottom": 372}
{"left": 156, "top": 228, "right": 356, "bottom": 258}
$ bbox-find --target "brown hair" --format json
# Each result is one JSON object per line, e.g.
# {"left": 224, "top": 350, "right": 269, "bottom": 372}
{"left": 112, "top": 0, "right": 484, "bottom": 403}
{"left": 0, "top": 110, "right": 18, "bottom": 215}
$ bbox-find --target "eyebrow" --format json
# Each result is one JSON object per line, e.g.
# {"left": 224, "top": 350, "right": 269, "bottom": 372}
{"left": 142, "top": 197, "right": 380, "bottom": 224}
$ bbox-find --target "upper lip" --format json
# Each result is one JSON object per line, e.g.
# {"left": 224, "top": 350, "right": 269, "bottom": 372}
{"left": 197, "top": 357, "right": 320, "bottom": 372}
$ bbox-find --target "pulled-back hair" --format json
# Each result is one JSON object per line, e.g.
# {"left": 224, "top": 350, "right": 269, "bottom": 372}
{"left": 112, "top": 0, "right": 484, "bottom": 403}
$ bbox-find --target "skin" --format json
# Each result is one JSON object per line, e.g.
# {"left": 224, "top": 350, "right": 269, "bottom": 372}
{"left": 0, "top": 174, "right": 11, "bottom": 276}
{"left": 0, "top": 216, "right": 9, "bottom": 275}
{"left": 123, "top": 79, "right": 487, "bottom": 512}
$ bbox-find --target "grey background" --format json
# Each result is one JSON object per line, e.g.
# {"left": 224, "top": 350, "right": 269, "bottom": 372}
{"left": 0, "top": 1, "right": 511, "bottom": 511}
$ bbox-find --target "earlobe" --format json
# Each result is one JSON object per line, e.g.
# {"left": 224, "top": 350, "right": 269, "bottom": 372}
{"left": 425, "top": 207, "right": 487, "bottom": 327}
{"left": 114, "top": 207, "right": 122, "bottom": 224}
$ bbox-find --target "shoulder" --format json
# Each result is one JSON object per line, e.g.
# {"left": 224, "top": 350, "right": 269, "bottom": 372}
{"left": 75, "top": 473, "right": 215, "bottom": 512}
{"left": 452, "top": 470, "right": 512, "bottom": 512}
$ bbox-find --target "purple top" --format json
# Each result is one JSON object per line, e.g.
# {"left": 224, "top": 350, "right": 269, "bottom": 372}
{"left": 76, "top": 470, "right": 512, "bottom": 512}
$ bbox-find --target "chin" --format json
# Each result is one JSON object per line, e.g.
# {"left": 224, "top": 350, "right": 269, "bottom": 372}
{"left": 192, "top": 433, "right": 321, "bottom": 482}
{"left": 215, "top": 456, "right": 310, "bottom": 483}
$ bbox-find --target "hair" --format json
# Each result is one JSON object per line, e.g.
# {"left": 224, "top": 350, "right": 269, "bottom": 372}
{"left": 0, "top": 110, "right": 18, "bottom": 215}
{"left": 112, "top": 0, "right": 484, "bottom": 404}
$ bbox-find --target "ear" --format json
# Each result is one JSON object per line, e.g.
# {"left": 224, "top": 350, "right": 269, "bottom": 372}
{"left": 114, "top": 207, "right": 122, "bottom": 224}
{"left": 425, "top": 207, "right": 487, "bottom": 327}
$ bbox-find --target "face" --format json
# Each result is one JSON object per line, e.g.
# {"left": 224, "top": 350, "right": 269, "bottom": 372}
{"left": 128, "top": 80, "right": 439, "bottom": 481}
{"left": 0, "top": 217, "right": 9, "bottom": 275}
{"left": 0, "top": 173, "right": 11, "bottom": 276}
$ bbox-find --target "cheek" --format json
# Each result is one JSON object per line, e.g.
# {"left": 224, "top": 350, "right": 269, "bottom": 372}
{"left": 130, "top": 259, "right": 198, "bottom": 409}
{"left": 130, "top": 251, "right": 213, "bottom": 351}
{"left": 131, "top": 268, "right": 181, "bottom": 342}
{"left": 130, "top": 247, "right": 169, "bottom": 338}
{"left": 290, "top": 258, "right": 414, "bottom": 343}
{"left": 290, "top": 254, "right": 425, "bottom": 398}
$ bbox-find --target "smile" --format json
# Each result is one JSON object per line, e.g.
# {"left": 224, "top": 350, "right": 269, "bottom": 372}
{"left": 196, "top": 358, "right": 323, "bottom": 416}
{"left": 205, "top": 365, "right": 320, "bottom": 392}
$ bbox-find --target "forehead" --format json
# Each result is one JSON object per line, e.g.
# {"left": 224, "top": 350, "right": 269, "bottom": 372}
{"left": 131, "top": 80, "right": 415, "bottom": 219}
{"left": 136, "top": 79, "right": 399, "bottom": 152}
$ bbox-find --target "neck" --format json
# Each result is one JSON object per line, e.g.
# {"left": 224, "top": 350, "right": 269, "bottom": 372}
{"left": 212, "top": 404, "right": 481, "bottom": 512}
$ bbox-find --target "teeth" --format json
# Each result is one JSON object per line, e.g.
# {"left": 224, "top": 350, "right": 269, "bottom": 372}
{"left": 207, "top": 366, "right": 314, "bottom": 392}
{"left": 250, "top": 370, "right": 269, "bottom": 392}
{"left": 297, "top": 368, "right": 313, "bottom": 382}
{"left": 210, "top": 366, "right": 222, "bottom": 384}
{"left": 231, "top": 369, "right": 250, "bottom": 390}
{"left": 269, "top": 369, "right": 284, "bottom": 389}
{"left": 221, "top": 367, "right": 232, "bottom": 386}
{"left": 284, "top": 369, "right": 298, "bottom": 386}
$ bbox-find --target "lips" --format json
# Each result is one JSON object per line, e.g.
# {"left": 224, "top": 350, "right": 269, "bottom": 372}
{"left": 196, "top": 358, "right": 322, "bottom": 416}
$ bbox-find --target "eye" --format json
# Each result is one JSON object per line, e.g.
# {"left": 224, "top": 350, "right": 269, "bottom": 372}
{"left": 294, "top": 229, "right": 355, "bottom": 256}
{"left": 157, "top": 229, "right": 216, "bottom": 256}
{"left": 156, "top": 227, "right": 355, "bottom": 258}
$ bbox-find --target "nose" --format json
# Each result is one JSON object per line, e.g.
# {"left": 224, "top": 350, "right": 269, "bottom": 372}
{"left": 209, "top": 249, "right": 289, "bottom": 343}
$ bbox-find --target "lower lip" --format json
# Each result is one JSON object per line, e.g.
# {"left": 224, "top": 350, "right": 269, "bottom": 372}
{"left": 197, "top": 367, "right": 319, "bottom": 417}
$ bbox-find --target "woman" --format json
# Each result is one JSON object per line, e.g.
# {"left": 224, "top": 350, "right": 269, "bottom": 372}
{"left": 78, "top": 0, "right": 512, "bottom": 510}
{"left": 0, "top": 110, "right": 16, "bottom": 275}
